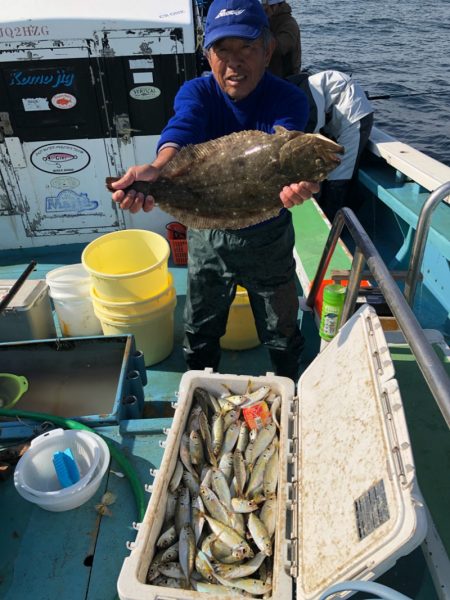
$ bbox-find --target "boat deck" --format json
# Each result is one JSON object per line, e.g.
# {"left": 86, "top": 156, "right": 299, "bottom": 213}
{"left": 0, "top": 230, "right": 448, "bottom": 599}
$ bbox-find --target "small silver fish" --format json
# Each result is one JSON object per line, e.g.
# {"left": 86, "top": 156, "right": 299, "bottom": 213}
{"left": 146, "top": 550, "right": 165, "bottom": 582}
{"left": 233, "top": 449, "right": 247, "bottom": 498}
{"left": 236, "top": 421, "right": 249, "bottom": 453}
{"left": 175, "top": 486, "right": 191, "bottom": 534}
{"left": 200, "top": 484, "right": 232, "bottom": 528}
{"left": 260, "top": 497, "right": 277, "bottom": 538}
{"left": 169, "top": 460, "right": 184, "bottom": 493}
{"left": 158, "top": 561, "right": 186, "bottom": 580}
{"left": 189, "top": 430, "right": 204, "bottom": 467}
{"left": 195, "top": 550, "right": 216, "bottom": 583}
{"left": 218, "top": 452, "right": 234, "bottom": 483}
{"left": 160, "top": 541, "right": 179, "bottom": 564}
{"left": 248, "top": 513, "right": 272, "bottom": 556}
{"left": 179, "top": 432, "right": 198, "bottom": 479}
{"left": 263, "top": 446, "right": 279, "bottom": 498}
{"left": 223, "top": 409, "right": 241, "bottom": 431}
{"left": 156, "top": 524, "right": 177, "bottom": 549}
{"left": 214, "top": 551, "right": 267, "bottom": 579}
{"left": 211, "top": 467, "right": 232, "bottom": 509}
{"left": 182, "top": 469, "right": 200, "bottom": 498}
{"left": 201, "top": 513, "right": 253, "bottom": 558}
{"left": 231, "top": 497, "right": 259, "bottom": 513}
{"left": 179, "top": 523, "right": 196, "bottom": 583}
{"left": 220, "top": 421, "right": 240, "bottom": 456}
{"left": 251, "top": 422, "right": 277, "bottom": 463}
{"left": 212, "top": 413, "right": 224, "bottom": 457}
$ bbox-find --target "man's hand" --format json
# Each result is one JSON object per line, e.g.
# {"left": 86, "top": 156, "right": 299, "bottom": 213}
{"left": 110, "top": 164, "right": 159, "bottom": 214}
{"left": 279, "top": 181, "right": 320, "bottom": 208}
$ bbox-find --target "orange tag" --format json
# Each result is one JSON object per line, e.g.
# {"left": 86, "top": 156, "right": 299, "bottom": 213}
{"left": 242, "top": 401, "right": 270, "bottom": 430}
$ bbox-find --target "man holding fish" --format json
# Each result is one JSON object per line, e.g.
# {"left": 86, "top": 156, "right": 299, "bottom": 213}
{"left": 110, "top": 0, "right": 336, "bottom": 381}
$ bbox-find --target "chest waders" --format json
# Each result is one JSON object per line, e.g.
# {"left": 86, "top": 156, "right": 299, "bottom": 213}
{"left": 183, "top": 210, "right": 305, "bottom": 381}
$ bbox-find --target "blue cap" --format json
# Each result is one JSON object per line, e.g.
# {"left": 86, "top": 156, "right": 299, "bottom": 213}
{"left": 204, "top": 0, "right": 269, "bottom": 49}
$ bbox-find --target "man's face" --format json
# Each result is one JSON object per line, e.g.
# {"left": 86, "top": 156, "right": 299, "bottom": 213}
{"left": 207, "top": 36, "right": 275, "bottom": 101}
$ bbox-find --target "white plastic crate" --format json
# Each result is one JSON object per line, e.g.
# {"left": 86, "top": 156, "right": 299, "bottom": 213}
{"left": 118, "top": 305, "right": 427, "bottom": 600}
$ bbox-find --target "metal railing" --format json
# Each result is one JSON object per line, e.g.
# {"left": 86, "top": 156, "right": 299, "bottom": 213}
{"left": 404, "top": 181, "right": 450, "bottom": 306}
{"left": 306, "top": 207, "right": 450, "bottom": 428}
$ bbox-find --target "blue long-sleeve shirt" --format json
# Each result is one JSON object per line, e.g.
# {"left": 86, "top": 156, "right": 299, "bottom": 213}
{"left": 157, "top": 71, "right": 309, "bottom": 152}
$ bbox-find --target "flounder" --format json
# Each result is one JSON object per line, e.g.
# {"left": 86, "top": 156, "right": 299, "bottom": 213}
{"left": 106, "top": 126, "right": 343, "bottom": 229}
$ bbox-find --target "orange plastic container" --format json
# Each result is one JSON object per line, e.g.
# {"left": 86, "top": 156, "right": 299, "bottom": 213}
{"left": 166, "top": 222, "right": 188, "bottom": 266}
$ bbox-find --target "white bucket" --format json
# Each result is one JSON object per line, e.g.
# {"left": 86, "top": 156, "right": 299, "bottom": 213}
{"left": 52, "top": 296, "right": 102, "bottom": 337}
{"left": 46, "top": 264, "right": 102, "bottom": 336}
{"left": 46, "top": 264, "right": 92, "bottom": 298}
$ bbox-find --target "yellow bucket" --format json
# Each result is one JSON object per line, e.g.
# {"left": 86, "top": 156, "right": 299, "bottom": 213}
{"left": 90, "top": 274, "right": 175, "bottom": 319}
{"left": 81, "top": 229, "right": 170, "bottom": 302}
{"left": 93, "top": 296, "right": 177, "bottom": 367}
{"left": 220, "top": 286, "right": 260, "bottom": 350}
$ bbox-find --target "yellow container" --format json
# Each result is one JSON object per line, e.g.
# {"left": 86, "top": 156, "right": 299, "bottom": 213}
{"left": 93, "top": 297, "right": 177, "bottom": 367}
{"left": 91, "top": 274, "right": 175, "bottom": 319}
{"left": 220, "top": 286, "right": 260, "bottom": 350}
{"left": 81, "top": 229, "right": 170, "bottom": 302}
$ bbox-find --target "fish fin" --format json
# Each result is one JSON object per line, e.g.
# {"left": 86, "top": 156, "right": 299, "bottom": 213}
{"left": 162, "top": 131, "right": 268, "bottom": 178}
{"left": 273, "top": 125, "right": 289, "bottom": 134}
{"left": 161, "top": 144, "right": 209, "bottom": 177}
{"left": 273, "top": 126, "right": 305, "bottom": 140}
{"left": 163, "top": 206, "right": 282, "bottom": 230}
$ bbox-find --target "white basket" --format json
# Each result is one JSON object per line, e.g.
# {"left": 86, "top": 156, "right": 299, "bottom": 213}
{"left": 14, "top": 428, "right": 110, "bottom": 512}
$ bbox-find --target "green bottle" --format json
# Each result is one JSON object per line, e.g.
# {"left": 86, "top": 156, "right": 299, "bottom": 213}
{"left": 319, "top": 284, "right": 346, "bottom": 341}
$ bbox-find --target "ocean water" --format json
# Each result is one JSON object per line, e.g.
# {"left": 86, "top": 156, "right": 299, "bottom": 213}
{"left": 291, "top": 0, "right": 450, "bottom": 167}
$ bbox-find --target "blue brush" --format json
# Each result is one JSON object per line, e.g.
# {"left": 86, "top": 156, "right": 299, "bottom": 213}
{"left": 52, "top": 448, "right": 80, "bottom": 488}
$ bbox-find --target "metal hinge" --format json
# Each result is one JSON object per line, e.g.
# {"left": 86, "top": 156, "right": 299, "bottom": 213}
{"left": 381, "top": 389, "right": 407, "bottom": 484}
{"left": 113, "top": 114, "right": 141, "bottom": 143}
{"left": 286, "top": 395, "right": 300, "bottom": 578}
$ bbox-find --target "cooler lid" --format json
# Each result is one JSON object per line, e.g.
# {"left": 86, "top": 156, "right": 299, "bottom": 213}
{"left": 0, "top": 280, "right": 48, "bottom": 312}
{"left": 294, "top": 305, "right": 425, "bottom": 599}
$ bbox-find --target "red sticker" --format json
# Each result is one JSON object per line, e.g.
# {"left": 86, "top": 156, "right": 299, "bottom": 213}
{"left": 51, "top": 93, "right": 77, "bottom": 110}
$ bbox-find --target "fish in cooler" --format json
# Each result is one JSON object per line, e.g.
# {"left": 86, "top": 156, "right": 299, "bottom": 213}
{"left": 146, "top": 381, "right": 282, "bottom": 595}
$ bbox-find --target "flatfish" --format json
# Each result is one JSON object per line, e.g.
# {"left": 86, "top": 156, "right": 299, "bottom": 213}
{"left": 106, "top": 126, "right": 343, "bottom": 229}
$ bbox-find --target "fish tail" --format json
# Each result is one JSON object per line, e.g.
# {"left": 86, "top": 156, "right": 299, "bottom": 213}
{"left": 105, "top": 176, "right": 119, "bottom": 191}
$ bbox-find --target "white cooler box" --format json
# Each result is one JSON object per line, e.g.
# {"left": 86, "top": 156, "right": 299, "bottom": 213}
{"left": 0, "top": 279, "right": 56, "bottom": 342}
{"left": 117, "top": 305, "right": 427, "bottom": 599}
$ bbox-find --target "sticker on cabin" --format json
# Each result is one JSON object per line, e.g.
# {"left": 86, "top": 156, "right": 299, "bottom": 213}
{"left": 354, "top": 479, "right": 390, "bottom": 540}
{"left": 129, "top": 58, "right": 154, "bottom": 69}
{"left": 51, "top": 93, "right": 77, "bottom": 110}
{"left": 9, "top": 68, "right": 74, "bottom": 89}
{"left": 45, "top": 190, "right": 98, "bottom": 213}
{"left": 50, "top": 176, "right": 80, "bottom": 190}
{"left": 22, "top": 97, "right": 50, "bottom": 111}
{"left": 133, "top": 72, "right": 153, "bottom": 84}
{"left": 129, "top": 86, "right": 161, "bottom": 101}
{"left": 31, "top": 143, "right": 90, "bottom": 174}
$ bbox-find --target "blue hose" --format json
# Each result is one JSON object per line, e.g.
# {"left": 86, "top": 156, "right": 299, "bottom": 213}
{"left": 319, "top": 581, "right": 413, "bottom": 600}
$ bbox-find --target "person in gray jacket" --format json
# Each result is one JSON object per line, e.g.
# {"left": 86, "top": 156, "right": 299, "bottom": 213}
{"left": 292, "top": 69, "right": 374, "bottom": 221}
